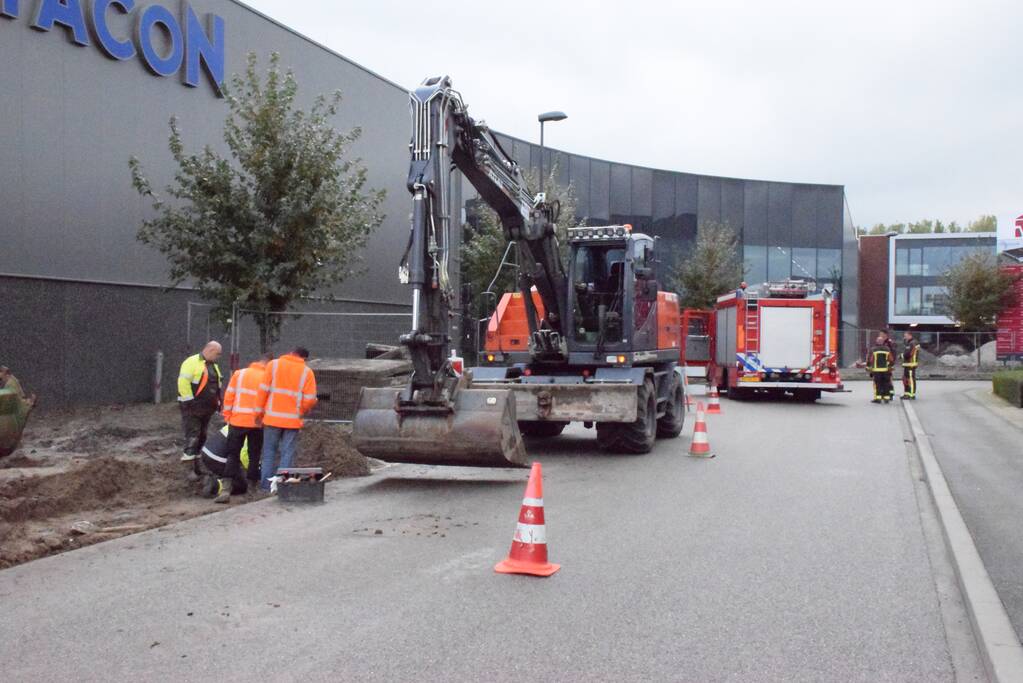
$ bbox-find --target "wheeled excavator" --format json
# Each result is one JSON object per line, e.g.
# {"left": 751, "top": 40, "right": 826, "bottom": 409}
{"left": 352, "top": 76, "right": 686, "bottom": 467}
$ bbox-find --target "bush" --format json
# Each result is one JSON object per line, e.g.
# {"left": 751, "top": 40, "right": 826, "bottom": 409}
{"left": 992, "top": 370, "right": 1023, "bottom": 407}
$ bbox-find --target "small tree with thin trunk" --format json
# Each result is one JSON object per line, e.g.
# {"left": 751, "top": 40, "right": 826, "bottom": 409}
{"left": 668, "top": 223, "right": 744, "bottom": 309}
{"left": 460, "top": 165, "right": 581, "bottom": 311}
{"left": 130, "top": 52, "right": 385, "bottom": 352}
{"left": 942, "top": 252, "right": 1018, "bottom": 329}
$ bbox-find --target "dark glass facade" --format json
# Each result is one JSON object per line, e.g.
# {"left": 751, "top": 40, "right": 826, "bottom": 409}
{"left": 469, "top": 134, "right": 857, "bottom": 351}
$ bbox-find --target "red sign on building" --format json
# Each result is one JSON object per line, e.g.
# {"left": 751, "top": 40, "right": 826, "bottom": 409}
{"left": 997, "top": 263, "right": 1023, "bottom": 360}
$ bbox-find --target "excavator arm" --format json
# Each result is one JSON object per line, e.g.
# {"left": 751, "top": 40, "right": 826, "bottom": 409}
{"left": 354, "top": 75, "right": 567, "bottom": 467}
{"left": 402, "top": 76, "right": 567, "bottom": 402}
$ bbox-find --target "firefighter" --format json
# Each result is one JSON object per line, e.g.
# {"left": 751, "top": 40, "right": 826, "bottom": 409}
{"left": 880, "top": 329, "right": 897, "bottom": 400}
{"left": 901, "top": 330, "right": 920, "bottom": 400}
{"left": 867, "top": 334, "right": 895, "bottom": 404}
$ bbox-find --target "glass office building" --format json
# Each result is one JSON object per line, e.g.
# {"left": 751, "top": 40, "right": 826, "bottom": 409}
{"left": 888, "top": 233, "right": 996, "bottom": 324}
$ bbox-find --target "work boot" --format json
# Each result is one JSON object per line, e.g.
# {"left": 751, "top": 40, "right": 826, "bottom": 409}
{"left": 180, "top": 451, "right": 197, "bottom": 462}
{"left": 213, "top": 478, "right": 233, "bottom": 504}
{"left": 871, "top": 399, "right": 881, "bottom": 404}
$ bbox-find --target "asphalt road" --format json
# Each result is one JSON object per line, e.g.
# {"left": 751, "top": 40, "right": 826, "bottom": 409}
{"left": 0, "top": 385, "right": 968, "bottom": 681}
{"left": 912, "top": 380, "right": 1023, "bottom": 645}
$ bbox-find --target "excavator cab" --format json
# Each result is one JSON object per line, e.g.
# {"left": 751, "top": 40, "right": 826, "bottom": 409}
{"left": 566, "top": 226, "right": 656, "bottom": 355}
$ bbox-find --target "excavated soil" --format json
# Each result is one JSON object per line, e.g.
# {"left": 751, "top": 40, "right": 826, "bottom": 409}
{"left": 296, "top": 422, "right": 372, "bottom": 477}
{"left": 0, "top": 403, "right": 371, "bottom": 569}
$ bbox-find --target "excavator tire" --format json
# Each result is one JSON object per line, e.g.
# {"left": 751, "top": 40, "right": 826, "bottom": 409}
{"left": 518, "top": 421, "right": 568, "bottom": 439}
{"left": 656, "top": 375, "right": 685, "bottom": 439}
{"left": 597, "top": 378, "right": 656, "bottom": 454}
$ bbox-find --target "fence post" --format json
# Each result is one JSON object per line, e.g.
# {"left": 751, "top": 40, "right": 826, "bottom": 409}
{"left": 153, "top": 350, "right": 163, "bottom": 404}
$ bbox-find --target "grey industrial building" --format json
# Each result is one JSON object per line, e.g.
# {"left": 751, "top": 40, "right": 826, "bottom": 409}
{"left": 1, "top": 0, "right": 858, "bottom": 407}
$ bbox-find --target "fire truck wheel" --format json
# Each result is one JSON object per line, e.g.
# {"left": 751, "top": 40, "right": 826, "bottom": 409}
{"left": 656, "top": 377, "right": 685, "bottom": 438}
{"left": 597, "top": 378, "right": 657, "bottom": 454}
{"left": 518, "top": 421, "right": 568, "bottom": 438}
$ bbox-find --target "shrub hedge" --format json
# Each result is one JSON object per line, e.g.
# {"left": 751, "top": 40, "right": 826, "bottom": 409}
{"left": 992, "top": 370, "right": 1023, "bottom": 407}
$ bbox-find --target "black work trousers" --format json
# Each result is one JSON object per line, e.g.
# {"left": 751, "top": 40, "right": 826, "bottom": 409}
{"left": 181, "top": 406, "right": 214, "bottom": 474}
{"left": 871, "top": 371, "right": 893, "bottom": 401}
{"left": 223, "top": 425, "right": 264, "bottom": 485}
{"left": 903, "top": 367, "right": 918, "bottom": 398}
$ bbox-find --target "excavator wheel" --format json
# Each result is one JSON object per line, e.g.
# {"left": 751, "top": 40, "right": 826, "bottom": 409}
{"left": 518, "top": 421, "right": 568, "bottom": 439}
{"left": 597, "top": 378, "right": 656, "bottom": 454}
{"left": 656, "top": 375, "right": 685, "bottom": 439}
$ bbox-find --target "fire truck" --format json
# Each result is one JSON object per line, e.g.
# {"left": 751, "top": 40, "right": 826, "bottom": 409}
{"left": 696, "top": 280, "right": 844, "bottom": 401}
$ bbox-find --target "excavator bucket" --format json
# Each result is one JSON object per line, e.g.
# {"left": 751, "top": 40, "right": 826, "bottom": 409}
{"left": 351, "top": 387, "right": 529, "bottom": 468}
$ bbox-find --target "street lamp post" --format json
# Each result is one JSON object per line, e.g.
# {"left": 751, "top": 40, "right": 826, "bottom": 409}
{"left": 537, "top": 111, "right": 567, "bottom": 195}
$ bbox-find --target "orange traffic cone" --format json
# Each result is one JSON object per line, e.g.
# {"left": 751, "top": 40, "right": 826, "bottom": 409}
{"left": 706, "top": 386, "right": 722, "bottom": 414}
{"left": 495, "top": 462, "right": 560, "bottom": 577}
{"left": 689, "top": 402, "right": 715, "bottom": 458}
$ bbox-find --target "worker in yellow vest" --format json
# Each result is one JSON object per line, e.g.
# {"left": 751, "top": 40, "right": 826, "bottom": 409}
{"left": 177, "top": 341, "right": 224, "bottom": 479}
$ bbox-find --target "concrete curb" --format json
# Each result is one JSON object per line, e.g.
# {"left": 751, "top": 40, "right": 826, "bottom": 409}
{"left": 903, "top": 400, "right": 1023, "bottom": 682}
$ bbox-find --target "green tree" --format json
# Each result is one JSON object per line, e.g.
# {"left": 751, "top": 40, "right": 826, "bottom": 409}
{"left": 968, "top": 214, "right": 997, "bottom": 233}
{"left": 130, "top": 53, "right": 385, "bottom": 351}
{"left": 460, "top": 165, "right": 580, "bottom": 314}
{"left": 863, "top": 215, "right": 989, "bottom": 236}
{"left": 668, "top": 222, "right": 744, "bottom": 309}
{"left": 942, "top": 252, "right": 1018, "bottom": 329}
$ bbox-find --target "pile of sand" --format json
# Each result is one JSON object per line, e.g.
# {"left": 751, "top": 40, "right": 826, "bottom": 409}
{"left": 296, "top": 422, "right": 371, "bottom": 477}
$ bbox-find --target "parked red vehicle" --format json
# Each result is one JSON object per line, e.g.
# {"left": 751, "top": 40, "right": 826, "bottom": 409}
{"left": 683, "top": 280, "right": 843, "bottom": 401}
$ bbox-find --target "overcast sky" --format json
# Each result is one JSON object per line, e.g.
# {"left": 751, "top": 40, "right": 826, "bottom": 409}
{"left": 245, "top": 0, "right": 1022, "bottom": 233}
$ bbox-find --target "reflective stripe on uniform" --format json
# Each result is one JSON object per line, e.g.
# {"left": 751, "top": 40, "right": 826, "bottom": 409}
{"left": 265, "top": 408, "right": 300, "bottom": 419}
{"left": 202, "top": 446, "right": 227, "bottom": 464}
{"left": 229, "top": 369, "right": 248, "bottom": 415}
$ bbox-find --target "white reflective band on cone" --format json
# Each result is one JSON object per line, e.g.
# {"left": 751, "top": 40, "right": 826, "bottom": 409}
{"left": 692, "top": 432, "right": 709, "bottom": 443}
{"left": 521, "top": 497, "right": 543, "bottom": 507}
{"left": 513, "top": 523, "right": 547, "bottom": 545}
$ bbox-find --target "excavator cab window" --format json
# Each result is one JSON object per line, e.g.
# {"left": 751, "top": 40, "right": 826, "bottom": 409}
{"left": 571, "top": 245, "right": 625, "bottom": 343}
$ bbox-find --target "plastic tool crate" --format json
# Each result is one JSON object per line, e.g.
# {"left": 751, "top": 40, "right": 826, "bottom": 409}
{"left": 276, "top": 467, "right": 327, "bottom": 503}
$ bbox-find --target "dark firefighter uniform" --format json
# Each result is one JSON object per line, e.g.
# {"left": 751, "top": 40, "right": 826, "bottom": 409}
{"left": 867, "top": 344, "right": 895, "bottom": 403}
{"left": 902, "top": 338, "right": 920, "bottom": 399}
{"left": 199, "top": 425, "right": 256, "bottom": 498}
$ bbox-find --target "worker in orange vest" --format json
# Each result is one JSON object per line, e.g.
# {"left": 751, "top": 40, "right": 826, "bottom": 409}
{"left": 257, "top": 347, "right": 318, "bottom": 492}
{"left": 213, "top": 353, "right": 273, "bottom": 503}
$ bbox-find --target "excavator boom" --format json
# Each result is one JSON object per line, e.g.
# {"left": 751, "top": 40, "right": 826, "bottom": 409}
{"left": 352, "top": 76, "right": 565, "bottom": 467}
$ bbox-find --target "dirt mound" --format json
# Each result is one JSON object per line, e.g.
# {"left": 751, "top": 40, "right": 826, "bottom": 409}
{"left": 0, "top": 454, "right": 46, "bottom": 469}
{"left": 0, "top": 456, "right": 184, "bottom": 524}
{"left": 296, "top": 422, "right": 371, "bottom": 477}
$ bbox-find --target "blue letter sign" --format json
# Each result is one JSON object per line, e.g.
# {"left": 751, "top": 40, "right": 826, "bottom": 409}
{"left": 183, "top": 3, "right": 224, "bottom": 93}
{"left": 5, "top": 0, "right": 224, "bottom": 94}
{"left": 32, "top": 0, "right": 91, "bottom": 46}
{"left": 91, "top": 0, "right": 135, "bottom": 61}
{"left": 136, "top": 3, "right": 183, "bottom": 78}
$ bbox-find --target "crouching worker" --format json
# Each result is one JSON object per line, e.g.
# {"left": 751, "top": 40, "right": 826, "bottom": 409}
{"left": 199, "top": 426, "right": 255, "bottom": 501}
{"left": 213, "top": 356, "right": 271, "bottom": 503}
